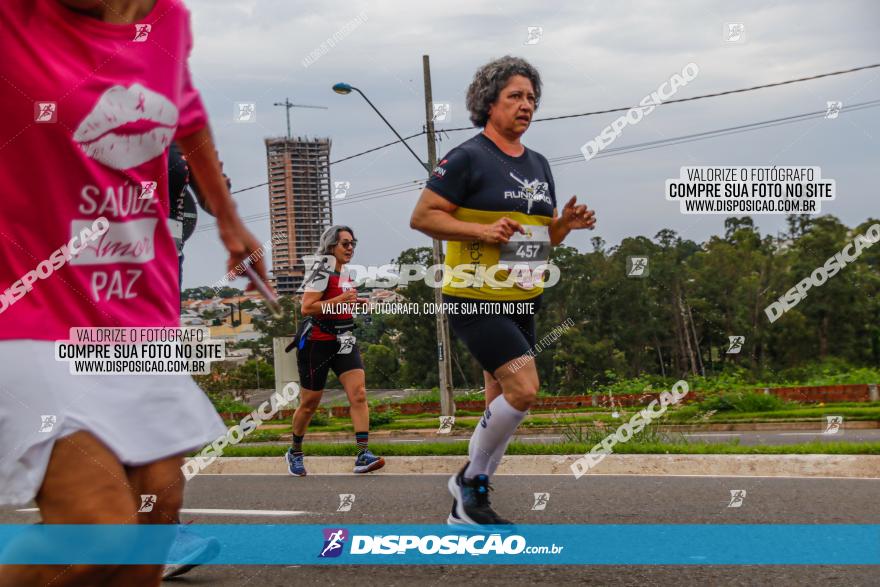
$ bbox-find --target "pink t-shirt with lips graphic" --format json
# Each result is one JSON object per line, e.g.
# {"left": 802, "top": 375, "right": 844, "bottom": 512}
{"left": 0, "top": 0, "right": 208, "bottom": 340}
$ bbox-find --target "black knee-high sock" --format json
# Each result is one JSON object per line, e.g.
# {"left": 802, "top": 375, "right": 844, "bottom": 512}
{"left": 292, "top": 434, "right": 304, "bottom": 456}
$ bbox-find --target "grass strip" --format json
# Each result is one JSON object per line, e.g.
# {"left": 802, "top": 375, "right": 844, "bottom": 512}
{"left": 210, "top": 440, "right": 880, "bottom": 458}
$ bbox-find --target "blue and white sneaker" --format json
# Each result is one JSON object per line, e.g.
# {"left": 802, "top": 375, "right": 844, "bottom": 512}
{"left": 447, "top": 462, "right": 512, "bottom": 526}
{"left": 446, "top": 499, "right": 464, "bottom": 525}
{"left": 162, "top": 525, "right": 221, "bottom": 579}
{"left": 285, "top": 448, "right": 307, "bottom": 476}
{"left": 353, "top": 450, "right": 385, "bottom": 474}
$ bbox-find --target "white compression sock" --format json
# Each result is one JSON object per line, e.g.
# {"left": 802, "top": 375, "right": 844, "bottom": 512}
{"left": 487, "top": 436, "right": 513, "bottom": 477}
{"left": 469, "top": 423, "right": 513, "bottom": 477}
{"left": 465, "top": 394, "right": 527, "bottom": 479}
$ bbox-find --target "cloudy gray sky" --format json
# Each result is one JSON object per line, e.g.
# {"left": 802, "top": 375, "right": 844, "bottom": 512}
{"left": 181, "top": 0, "right": 880, "bottom": 289}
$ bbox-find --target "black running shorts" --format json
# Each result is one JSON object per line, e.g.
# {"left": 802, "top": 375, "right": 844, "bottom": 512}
{"left": 443, "top": 294, "right": 542, "bottom": 374}
{"left": 296, "top": 339, "right": 364, "bottom": 391}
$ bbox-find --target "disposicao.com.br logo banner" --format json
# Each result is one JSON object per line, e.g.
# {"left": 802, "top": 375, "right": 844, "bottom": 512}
{"left": 316, "top": 526, "right": 562, "bottom": 560}
{"left": 1, "top": 525, "right": 880, "bottom": 565}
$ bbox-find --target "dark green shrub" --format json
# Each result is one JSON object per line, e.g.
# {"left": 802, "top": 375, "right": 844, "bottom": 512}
{"left": 699, "top": 392, "right": 786, "bottom": 412}
{"left": 369, "top": 407, "right": 398, "bottom": 427}
{"left": 309, "top": 409, "right": 330, "bottom": 427}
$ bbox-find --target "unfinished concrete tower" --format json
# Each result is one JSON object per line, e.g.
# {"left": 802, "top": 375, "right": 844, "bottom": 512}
{"left": 265, "top": 136, "right": 333, "bottom": 295}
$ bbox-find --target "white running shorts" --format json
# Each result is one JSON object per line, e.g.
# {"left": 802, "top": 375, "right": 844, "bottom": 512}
{"left": 0, "top": 340, "right": 228, "bottom": 506}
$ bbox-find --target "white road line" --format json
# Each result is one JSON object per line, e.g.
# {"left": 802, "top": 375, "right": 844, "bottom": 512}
{"left": 15, "top": 508, "right": 311, "bottom": 517}
{"left": 176, "top": 473, "right": 880, "bottom": 480}
{"left": 178, "top": 508, "right": 311, "bottom": 516}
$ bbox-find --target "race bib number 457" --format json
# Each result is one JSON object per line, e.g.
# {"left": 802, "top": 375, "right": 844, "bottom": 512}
{"left": 499, "top": 225, "right": 550, "bottom": 270}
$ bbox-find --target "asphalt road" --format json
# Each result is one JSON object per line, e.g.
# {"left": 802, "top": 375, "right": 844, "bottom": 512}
{"left": 4, "top": 474, "right": 879, "bottom": 586}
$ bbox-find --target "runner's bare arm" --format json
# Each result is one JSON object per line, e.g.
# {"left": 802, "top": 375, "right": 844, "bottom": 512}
{"left": 177, "top": 127, "right": 271, "bottom": 287}
{"left": 411, "top": 188, "right": 525, "bottom": 244}
{"left": 549, "top": 195, "right": 596, "bottom": 245}
{"left": 302, "top": 289, "right": 357, "bottom": 317}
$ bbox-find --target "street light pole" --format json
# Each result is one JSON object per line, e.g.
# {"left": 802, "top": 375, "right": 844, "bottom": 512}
{"left": 422, "top": 55, "right": 455, "bottom": 417}
{"left": 332, "top": 85, "right": 427, "bottom": 171}
{"left": 332, "top": 72, "right": 456, "bottom": 416}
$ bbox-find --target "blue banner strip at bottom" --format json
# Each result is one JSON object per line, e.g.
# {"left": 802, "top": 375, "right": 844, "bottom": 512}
{"left": 0, "top": 524, "right": 878, "bottom": 565}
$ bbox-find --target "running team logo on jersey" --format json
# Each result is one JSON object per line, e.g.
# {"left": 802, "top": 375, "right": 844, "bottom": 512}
{"left": 504, "top": 172, "right": 551, "bottom": 213}
{"left": 319, "top": 528, "right": 349, "bottom": 558}
{"left": 432, "top": 159, "right": 448, "bottom": 179}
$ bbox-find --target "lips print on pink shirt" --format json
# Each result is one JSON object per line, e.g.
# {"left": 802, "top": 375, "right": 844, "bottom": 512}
{"left": 74, "top": 83, "right": 178, "bottom": 170}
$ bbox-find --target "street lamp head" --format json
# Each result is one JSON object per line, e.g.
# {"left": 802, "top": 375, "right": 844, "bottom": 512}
{"left": 332, "top": 83, "right": 353, "bottom": 95}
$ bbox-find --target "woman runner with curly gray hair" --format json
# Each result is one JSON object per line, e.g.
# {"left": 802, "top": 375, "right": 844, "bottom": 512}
{"left": 411, "top": 55, "right": 597, "bottom": 526}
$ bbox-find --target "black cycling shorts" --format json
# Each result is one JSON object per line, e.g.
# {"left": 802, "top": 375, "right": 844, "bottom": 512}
{"left": 296, "top": 338, "right": 364, "bottom": 391}
{"left": 443, "top": 294, "right": 542, "bottom": 374}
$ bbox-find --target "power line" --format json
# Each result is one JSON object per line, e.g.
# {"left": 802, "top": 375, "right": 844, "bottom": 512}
{"left": 532, "top": 61, "right": 880, "bottom": 123}
{"left": 231, "top": 181, "right": 268, "bottom": 195}
{"left": 332, "top": 98, "right": 880, "bottom": 207}
{"left": 549, "top": 98, "right": 880, "bottom": 166}
{"left": 194, "top": 180, "right": 427, "bottom": 233}
{"left": 335, "top": 182, "right": 426, "bottom": 207}
{"left": 328, "top": 62, "right": 880, "bottom": 165}
{"left": 330, "top": 131, "right": 426, "bottom": 165}
{"left": 198, "top": 99, "right": 880, "bottom": 230}
{"left": 198, "top": 92, "right": 880, "bottom": 232}
{"left": 228, "top": 62, "right": 880, "bottom": 195}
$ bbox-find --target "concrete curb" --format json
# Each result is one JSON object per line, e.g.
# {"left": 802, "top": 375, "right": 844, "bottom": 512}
{"left": 198, "top": 454, "right": 880, "bottom": 478}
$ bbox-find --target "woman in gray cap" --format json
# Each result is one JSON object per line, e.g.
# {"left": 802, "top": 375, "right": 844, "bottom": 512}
{"left": 285, "top": 225, "right": 385, "bottom": 476}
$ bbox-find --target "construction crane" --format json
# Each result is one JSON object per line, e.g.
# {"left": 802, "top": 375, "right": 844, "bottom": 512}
{"left": 273, "top": 98, "right": 328, "bottom": 138}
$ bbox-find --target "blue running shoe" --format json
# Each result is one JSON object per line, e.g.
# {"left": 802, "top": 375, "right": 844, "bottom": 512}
{"left": 446, "top": 499, "right": 463, "bottom": 525}
{"left": 162, "top": 525, "right": 221, "bottom": 579}
{"left": 353, "top": 449, "right": 385, "bottom": 474}
{"left": 286, "top": 448, "right": 307, "bottom": 476}
{"left": 447, "top": 462, "right": 512, "bottom": 526}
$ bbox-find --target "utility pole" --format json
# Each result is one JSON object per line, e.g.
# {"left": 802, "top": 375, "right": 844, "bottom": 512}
{"left": 273, "top": 98, "right": 328, "bottom": 139}
{"left": 422, "top": 55, "right": 456, "bottom": 417}
{"left": 226, "top": 301, "right": 241, "bottom": 328}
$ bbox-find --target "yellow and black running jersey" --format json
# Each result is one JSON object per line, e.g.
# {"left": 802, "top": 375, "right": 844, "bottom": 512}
{"left": 426, "top": 133, "right": 557, "bottom": 301}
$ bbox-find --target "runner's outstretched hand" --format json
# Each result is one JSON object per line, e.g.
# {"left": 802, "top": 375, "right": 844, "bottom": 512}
{"left": 480, "top": 217, "right": 525, "bottom": 244}
{"left": 218, "top": 219, "right": 270, "bottom": 289}
{"left": 554, "top": 196, "right": 596, "bottom": 230}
